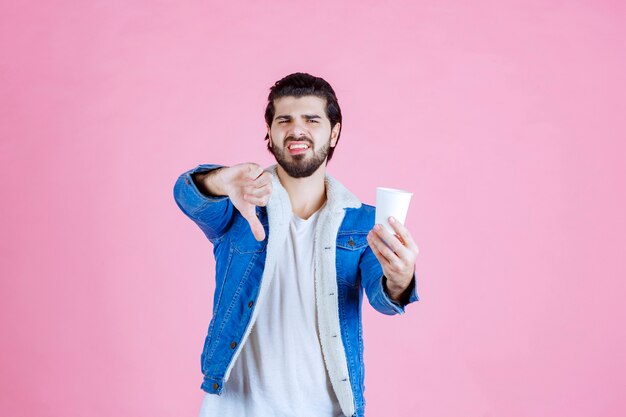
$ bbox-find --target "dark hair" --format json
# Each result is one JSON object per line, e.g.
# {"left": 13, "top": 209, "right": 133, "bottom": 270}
{"left": 264, "top": 72, "right": 342, "bottom": 163}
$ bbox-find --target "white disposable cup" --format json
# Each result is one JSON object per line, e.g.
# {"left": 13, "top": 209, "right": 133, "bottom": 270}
{"left": 375, "top": 187, "right": 413, "bottom": 234}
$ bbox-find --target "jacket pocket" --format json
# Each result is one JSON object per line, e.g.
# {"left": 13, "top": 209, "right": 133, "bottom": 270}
{"left": 233, "top": 239, "right": 267, "bottom": 254}
{"left": 336, "top": 232, "right": 368, "bottom": 285}
{"left": 231, "top": 216, "right": 268, "bottom": 254}
{"left": 336, "top": 232, "right": 369, "bottom": 250}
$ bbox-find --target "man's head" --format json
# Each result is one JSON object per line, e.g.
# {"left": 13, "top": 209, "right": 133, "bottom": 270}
{"left": 264, "top": 72, "right": 342, "bottom": 178}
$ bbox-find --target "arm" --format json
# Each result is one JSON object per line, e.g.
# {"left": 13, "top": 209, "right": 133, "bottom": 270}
{"left": 173, "top": 164, "right": 235, "bottom": 244}
{"left": 360, "top": 244, "right": 419, "bottom": 315}
{"left": 173, "top": 162, "right": 273, "bottom": 243}
{"left": 363, "top": 216, "right": 420, "bottom": 315}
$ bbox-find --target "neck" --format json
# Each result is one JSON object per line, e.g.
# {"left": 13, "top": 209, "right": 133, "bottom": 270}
{"left": 275, "top": 163, "right": 327, "bottom": 220}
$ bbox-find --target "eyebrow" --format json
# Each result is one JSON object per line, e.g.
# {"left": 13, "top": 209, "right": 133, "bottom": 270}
{"left": 275, "top": 114, "right": 322, "bottom": 120}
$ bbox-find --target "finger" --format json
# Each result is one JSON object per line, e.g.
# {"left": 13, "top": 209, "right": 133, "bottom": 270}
{"left": 367, "top": 234, "right": 391, "bottom": 268}
{"left": 370, "top": 233, "right": 405, "bottom": 273}
{"left": 244, "top": 193, "right": 270, "bottom": 207}
{"left": 244, "top": 183, "right": 272, "bottom": 198}
{"left": 372, "top": 224, "right": 410, "bottom": 259}
{"left": 252, "top": 171, "right": 273, "bottom": 187}
{"left": 388, "top": 217, "right": 419, "bottom": 254}
{"left": 241, "top": 208, "right": 266, "bottom": 241}
{"left": 246, "top": 164, "right": 264, "bottom": 181}
{"left": 367, "top": 230, "right": 401, "bottom": 266}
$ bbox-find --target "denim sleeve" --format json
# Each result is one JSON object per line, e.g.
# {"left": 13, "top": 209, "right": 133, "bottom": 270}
{"left": 172, "top": 164, "right": 235, "bottom": 244}
{"left": 359, "top": 244, "right": 419, "bottom": 316}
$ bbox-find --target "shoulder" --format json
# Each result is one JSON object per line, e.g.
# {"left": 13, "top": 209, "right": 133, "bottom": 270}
{"left": 341, "top": 203, "right": 376, "bottom": 232}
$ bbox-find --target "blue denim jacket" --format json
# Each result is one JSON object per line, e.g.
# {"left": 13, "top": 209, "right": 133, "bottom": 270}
{"left": 173, "top": 164, "right": 419, "bottom": 417}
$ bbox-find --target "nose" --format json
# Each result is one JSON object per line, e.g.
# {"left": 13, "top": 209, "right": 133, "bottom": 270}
{"left": 290, "top": 120, "right": 308, "bottom": 139}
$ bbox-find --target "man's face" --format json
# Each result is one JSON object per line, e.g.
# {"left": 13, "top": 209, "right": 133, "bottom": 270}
{"left": 267, "top": 95, "right": 340, "bottom": 178}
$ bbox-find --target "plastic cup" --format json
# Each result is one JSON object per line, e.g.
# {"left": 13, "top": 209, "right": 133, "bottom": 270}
{"left": 375, "top": 187, "right": 413, "bottom": 234}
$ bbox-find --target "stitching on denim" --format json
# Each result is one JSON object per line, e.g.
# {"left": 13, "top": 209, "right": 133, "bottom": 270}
{"left": 336, "top": 233, "right": 368, "bottom": 251}
{"left": 233, "top": 242, "right": 267, "bottom": 254}
{"left": 213, "top": 244, "right": 234, "bottom": 316}
{"left": 204, "top": 250, "right": 257, "bottom": 371}
{"left": 338, "top": 282, "right": 358, "bottom": 402}
{"left": 336, "top": 252, "right": 362, "bottom": 286}
{"left": 204, "top": 242, "right": 233, "bottom": 369}
{"left": 231, "top": 218, "right": 268, "bottom": 254}
{"left": 358, "top": 301, "right": 365, "bottom": 405}
{"left": 208, "top": 252, "right": 258, "bottom": 370}
{"left": 377, "top": 281, "right": 404, "bottom": 315}
{"left": 336, "top": 243, "right": 367, "bottom": 251}
{"left": 337, "top": 230, "right": 369, "bottom": 235}
{"left": 202, "top": 245, "right": 234, "bottom": 374}
{"left": 190, "top": 199, "right": 211, "bottom": 215}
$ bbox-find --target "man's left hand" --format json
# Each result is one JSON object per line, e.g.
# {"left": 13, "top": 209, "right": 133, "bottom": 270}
{"left": 366, "top": 216, "right": 419, "bottom": 302}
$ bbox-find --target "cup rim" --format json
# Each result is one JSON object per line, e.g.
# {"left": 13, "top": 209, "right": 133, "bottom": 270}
{"left": 376, "top": 187, "right": 413, "bottom": 195}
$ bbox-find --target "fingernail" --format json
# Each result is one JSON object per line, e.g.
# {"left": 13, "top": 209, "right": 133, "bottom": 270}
{"left": 389, "top": 216, "right": 395, "bottom": 223}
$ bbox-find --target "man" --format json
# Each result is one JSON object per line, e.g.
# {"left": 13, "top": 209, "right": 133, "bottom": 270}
{"left": 173, "top": 72, "right": 420, "bottom": 417}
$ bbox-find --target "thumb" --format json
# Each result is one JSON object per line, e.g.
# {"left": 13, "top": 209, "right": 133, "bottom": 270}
{"left": 246, "top": 163, "right": 264, "bottom": 181}
{"left": 241, "top": 206, "right": 266, "bottom": 242}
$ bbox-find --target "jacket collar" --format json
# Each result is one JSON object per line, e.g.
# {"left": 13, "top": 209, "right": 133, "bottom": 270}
{"left": 265, "top": 164, "right": 361, "bottom": 216}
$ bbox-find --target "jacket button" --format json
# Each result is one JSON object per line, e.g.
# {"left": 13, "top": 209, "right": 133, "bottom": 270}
{"left": 185, "top": 177, "right": 190, "bottom": 185}
{"left": 212, "top": 383, "right": 219, "bottom": 390}
{"left": 348, "top": 238, "right": 355, "bottom": 246}
{"left": 230, "top": 341, "right": 237, "bottom": 349}
{"left": 248, "top": 300, "right": 254, "bottom": 308}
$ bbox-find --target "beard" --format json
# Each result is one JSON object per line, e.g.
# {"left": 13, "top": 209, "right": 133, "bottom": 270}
{"left": 270, "top": 135, "right": 332, "bottom": 178}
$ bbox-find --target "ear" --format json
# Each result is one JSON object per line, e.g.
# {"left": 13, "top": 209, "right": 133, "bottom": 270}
{"left": 266, "top": 124, "right": 273, "bottom": 147}
{"left": 330, "top": 122, "right": 341, "bottom": 147}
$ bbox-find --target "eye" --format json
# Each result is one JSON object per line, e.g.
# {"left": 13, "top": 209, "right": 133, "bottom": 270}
{"left": 278, "top": 121, "right": 288, "bottom": 124}
{"left": 308, "top": 120, "right": 318, "bottom": 123}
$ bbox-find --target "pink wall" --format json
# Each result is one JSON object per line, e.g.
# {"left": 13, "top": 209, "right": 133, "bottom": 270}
{"left": 2, "top": 1, "right": 625, "bottom": 416}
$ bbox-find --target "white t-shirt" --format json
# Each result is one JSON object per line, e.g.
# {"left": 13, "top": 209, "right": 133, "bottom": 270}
{"left": 198, "top": 207, "right": 344, "bottom": 417}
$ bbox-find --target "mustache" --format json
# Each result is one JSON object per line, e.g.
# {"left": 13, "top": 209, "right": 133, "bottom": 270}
{"left": 285, "top": 137, "right": 313, "bottom": 147}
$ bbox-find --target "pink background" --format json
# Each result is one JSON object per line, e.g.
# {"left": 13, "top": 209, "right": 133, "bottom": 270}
{"left": 1, "top": 1, "right": 625, "bottom": 416}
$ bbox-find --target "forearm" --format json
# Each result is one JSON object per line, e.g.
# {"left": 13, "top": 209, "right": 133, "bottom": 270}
{"left": 173, "top": 164, "right": 234, "bottom": 242}
{"left": 383, "top": 276, "right": 413, "bottom": 305}
{"left": 193, "top": 167, "right": 228, "bottom": 197}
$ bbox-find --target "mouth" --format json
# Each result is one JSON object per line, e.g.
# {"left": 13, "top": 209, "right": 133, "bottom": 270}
{"left": 286, "top": 141, "right": 311, "bottom": 155}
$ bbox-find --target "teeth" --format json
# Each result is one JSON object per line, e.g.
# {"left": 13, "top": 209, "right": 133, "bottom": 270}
{"left": 289, "top": 144, "right": 309, "bottom": 149}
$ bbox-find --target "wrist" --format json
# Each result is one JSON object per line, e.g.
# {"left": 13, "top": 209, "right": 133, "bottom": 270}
{"left": 194, "top": 167, "right": 228, "bottom": 197}
{"left": 384, "top": 276, "right": 411, "bottom": 303}
{"left": 207, "top": 167, "right": 228, "bottom": 195}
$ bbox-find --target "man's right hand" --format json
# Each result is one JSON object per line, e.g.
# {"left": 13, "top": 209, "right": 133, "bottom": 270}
{"left": 197, "top": 163, "right": 273, "bottom": 241}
